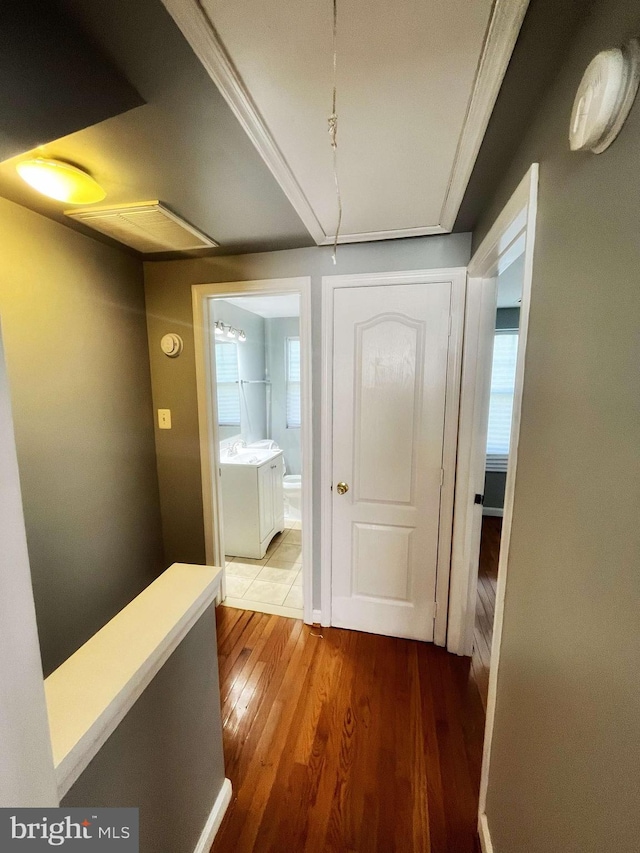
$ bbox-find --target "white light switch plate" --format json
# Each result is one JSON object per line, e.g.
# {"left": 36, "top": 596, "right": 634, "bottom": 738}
{"left": 158, "top": 409, "right": 172, "bottom": 429}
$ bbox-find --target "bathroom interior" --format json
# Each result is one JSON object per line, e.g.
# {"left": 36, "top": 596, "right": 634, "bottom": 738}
{"left": 212, "top": 293, "right": 303, "bottom": 618}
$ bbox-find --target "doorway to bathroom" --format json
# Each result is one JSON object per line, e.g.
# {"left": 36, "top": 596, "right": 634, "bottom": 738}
{"left": 192, "top": 278, "right": 312, "bottom": 623}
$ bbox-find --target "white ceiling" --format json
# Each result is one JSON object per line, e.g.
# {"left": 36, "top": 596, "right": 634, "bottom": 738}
{"left": 162, "top": 0, "right": 528, "bottom": 245}
{"left": 221, "top": 293, "right": 300, "bottom": 318}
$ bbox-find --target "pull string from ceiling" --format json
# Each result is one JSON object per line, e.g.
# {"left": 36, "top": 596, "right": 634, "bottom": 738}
{"left": 328, "top": 0, "right": 342, "bottom": 264}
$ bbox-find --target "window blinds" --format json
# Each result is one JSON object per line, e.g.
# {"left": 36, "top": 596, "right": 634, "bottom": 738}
{"left": 486, "top": 331, "right": 518, "bottom": 472}
{"left": 286, "top": 337, "right": 301, "bottom": 429}
{"left": 215, "top": 342, "right": 240, "bottom": 426}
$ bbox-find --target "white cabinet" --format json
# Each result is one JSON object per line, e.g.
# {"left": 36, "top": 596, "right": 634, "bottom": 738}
{"left": 270, "top": 462, "right": 284, "bottom": 531}
{"left": 221, "top": 451, "right": 284, "bottom": 559}
{"left": 257, "top": 462, "right": 274, "bottom": 542}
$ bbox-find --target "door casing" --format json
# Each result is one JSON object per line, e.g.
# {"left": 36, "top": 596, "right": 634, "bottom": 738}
{"left": 192, "top": 277, "right": 313, "bottom": 623}
{"left": 445, "top": 166, "right": 539, "bottom": 849}
{"left": 320, "top": 268, "right": 467, "bottom": 643}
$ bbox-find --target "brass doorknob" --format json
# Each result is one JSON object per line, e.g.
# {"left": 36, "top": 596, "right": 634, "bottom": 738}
{"left": 336, "top": 482, "right": 349, "bottom": 495}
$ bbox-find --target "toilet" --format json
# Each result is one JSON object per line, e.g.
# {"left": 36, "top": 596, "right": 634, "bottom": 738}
{"left": 283, "top": 474, "right": 302, "bottom": 521}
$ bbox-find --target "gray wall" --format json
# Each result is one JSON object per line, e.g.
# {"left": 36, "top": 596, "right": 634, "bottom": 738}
{"left": 266, "top": 316, "right": 301, "bottom": 476}
{"left": 144, "top": 234, "right": 471, "bottom": 598}
{"left": 0, "top": 199, "right": 224, "bottom": 853}
{"left": 63, "top": 607, "right": 225, "bottom": 853}
{"left": 474, "top": 0, "right": 640, "bottom": 849}
{"left": 484, "top": 308, "right": 521, "bottom": 512}
{"left": 495, "top": 307, "right": 520, "bottom": 331}
{"left": 212, "top": 300, "right": 266, "bottom": 444}
{"left": 483, "top": 472, "right": 507, "bottom": 513}
{"left": 0, "top": 196, "right": 163, "bottom": 675}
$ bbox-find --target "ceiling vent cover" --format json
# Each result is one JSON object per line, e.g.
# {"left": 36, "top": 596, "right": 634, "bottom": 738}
{"left": 64, "top": 200, "right": 218, "bottom": 253}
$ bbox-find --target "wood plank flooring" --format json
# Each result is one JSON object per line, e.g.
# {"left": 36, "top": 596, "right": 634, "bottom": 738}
{"left": 212, "top": 606, "right": 485, "bottom": 853}
{"left": 470, "top": 516, "right": 501, "bottom": 710}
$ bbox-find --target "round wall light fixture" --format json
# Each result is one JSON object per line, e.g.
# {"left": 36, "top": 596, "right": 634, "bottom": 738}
{"left": 16, "top": 158, "right": 106, "bottom": 204}
{"left": 570, "top": 38, "right": 640, "bottom": 153}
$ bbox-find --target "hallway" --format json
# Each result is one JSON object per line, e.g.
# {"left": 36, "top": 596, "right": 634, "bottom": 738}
{"left": 471, "top": 516, "right": 501, "bottom": 709}
{"left": 212, "top": 607, "right": 485, "bottom": 853}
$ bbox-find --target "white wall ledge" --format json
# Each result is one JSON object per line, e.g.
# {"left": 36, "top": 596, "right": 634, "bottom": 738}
{"left": 44, "top": 563, "right": 223, "bottom": 799}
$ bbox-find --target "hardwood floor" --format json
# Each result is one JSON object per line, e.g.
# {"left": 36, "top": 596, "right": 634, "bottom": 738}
{"left": 471, "top": 516, "right": 501, "bottom": 710}
{"left": 212, "top": 606, "right": 485, "bottom": 853}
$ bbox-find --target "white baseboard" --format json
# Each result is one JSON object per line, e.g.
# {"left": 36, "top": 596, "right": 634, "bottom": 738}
{"left": 193, "top": 778, "right": 232, "bottom": 853}
{"left": 482, "top": 507, "right": 504, "bottom": 518}
{"left": 478, "top": 813, "right": 494, "bottom": 853}
{"left": 312, "top": 608, "right": 322, "bottom": 624}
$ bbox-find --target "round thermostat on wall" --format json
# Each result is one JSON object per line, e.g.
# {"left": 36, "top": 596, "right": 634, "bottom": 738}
{"left": 570, "top": 38, "right": 640, "bottom": 153}
{"left": 160, "top": 333, "right": 183, "bottom": 358}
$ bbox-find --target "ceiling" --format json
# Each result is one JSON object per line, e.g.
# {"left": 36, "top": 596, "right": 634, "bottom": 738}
{"left": 0, "top": 0, "right": 586, "bottom": 257}
{"left": 221, "top": 294, "right": 300, "bottom": 318}
{"left": 165, "top": 0, "right": 529, "bottom": 245}
{"left": 456, "top": 0, "right": 592, "bottom": 231}
{"left": 0, "top": 0, "right": 313, "bottom": 257}
{"left": 0, "top": 0, "right": 142, "bottom": 163}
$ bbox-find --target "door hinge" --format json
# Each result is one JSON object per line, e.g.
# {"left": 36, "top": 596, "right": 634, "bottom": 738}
{"left": 440, "top": 468, "right": 444, "bottom": 487}
{"left": 474, "top": 493, "right": 485, "bottom": 505}
{"left": 433, "top": 601, "right": 438, "bottom": 621}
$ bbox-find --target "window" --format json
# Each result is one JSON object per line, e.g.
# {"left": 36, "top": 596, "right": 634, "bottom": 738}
{"left": 486, "top": 331, "right": 518, "bottom": 471}
{"left": 286, "top": 337, "right": 301, "bottom": 429}
{"left": 215, "top": 341, "right": 240, "bottom": 427}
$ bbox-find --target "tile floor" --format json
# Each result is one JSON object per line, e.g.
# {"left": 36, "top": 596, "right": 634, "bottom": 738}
{"left": 223, "top": 520, "right": 303, "bottom": 619}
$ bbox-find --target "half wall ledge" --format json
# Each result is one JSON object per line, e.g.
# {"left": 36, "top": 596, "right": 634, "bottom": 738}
{"left": 44, "top": 562, "right": 223, "bottom": 798}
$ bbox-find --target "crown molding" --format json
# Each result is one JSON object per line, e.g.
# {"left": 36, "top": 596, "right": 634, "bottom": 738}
{"left": 160, "top": 0, "right": 327, "bottom": 245}
{"left": 318, "top": 223, "right": 448, "bottom": 245}
{"left": 439, "top": 0, "right": 531, "bottom": 231}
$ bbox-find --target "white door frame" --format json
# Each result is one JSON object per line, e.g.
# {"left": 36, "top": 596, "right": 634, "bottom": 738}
{"left": 0, "top": 324, "right": 58, "bottom": 807}
{"left": 320, "top": 268, "right": 467, "bottom": 641}
{"left": 192, "top": 277, "right": 313, "bottom": 624}
{"left": 446, "top": 167, "right": 538, "bottom": 848}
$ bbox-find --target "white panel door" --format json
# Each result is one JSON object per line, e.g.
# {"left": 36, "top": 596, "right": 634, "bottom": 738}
{"left": 331, "top": 282, "right": 452, "bottom": 641}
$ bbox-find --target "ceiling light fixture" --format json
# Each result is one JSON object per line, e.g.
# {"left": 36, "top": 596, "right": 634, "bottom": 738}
{"left": 214, "top": 322, "right": 246, "bottom": 341}
{"left": 16, "top": 158, "right": 106, "bottom": 204}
